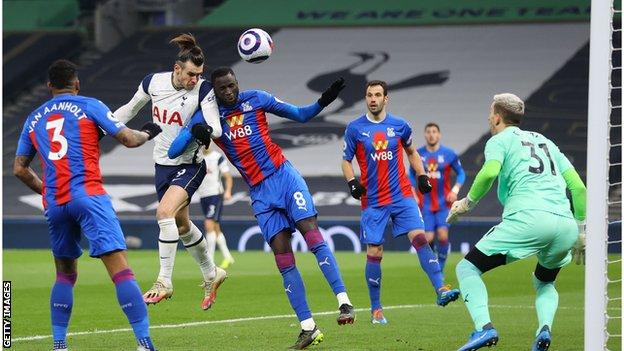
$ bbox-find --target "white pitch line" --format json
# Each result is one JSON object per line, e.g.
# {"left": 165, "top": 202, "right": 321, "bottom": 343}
{"left": 12, "top": 303, "right": 613, "bottom": 343}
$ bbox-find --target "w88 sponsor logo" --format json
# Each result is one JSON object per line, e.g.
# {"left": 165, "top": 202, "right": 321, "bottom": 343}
{"left": 370, "top": 151, "right": 393, "bottom": 161}
{"left": 226, "top": 125, "right": 253, "bottom": 140}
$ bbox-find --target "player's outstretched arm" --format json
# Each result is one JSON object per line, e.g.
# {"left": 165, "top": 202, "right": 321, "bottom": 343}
{"left": 13, "top": 155, "right": 43, "bottom": 195}
{"left": 115, "top": 122, "right": 161, "bottom": 148}
{"left": 114, "top": 78, "right": 151, "bottom": 124}
{"left": 447, "top": 160, "right": 501, "bottom": 223}
{"left": 168, "top": 109, "right": 209, "bottom": 159}
{"left": 200, "top": 89, "right": 222, "bottom": 138}
{"left": 265, "top": 78, "right": 345, "bottom": 123}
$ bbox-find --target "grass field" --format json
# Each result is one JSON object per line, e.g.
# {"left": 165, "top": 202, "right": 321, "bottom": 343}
{"left": 3, "top": 249, "right": 621, "bottom": 350}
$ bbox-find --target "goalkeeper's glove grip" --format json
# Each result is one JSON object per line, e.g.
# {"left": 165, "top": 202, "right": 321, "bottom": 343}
{"left": 417, "top": 175, "right": 432, "bottom": 194}
{"left": 191, "top": 124, "right": 214, "bottom": 146}
{"left": 140, "top": 122, "right": 162, "bottom": 140}
{"left": 348, "top": 178, "right": 366, "bottom": 200}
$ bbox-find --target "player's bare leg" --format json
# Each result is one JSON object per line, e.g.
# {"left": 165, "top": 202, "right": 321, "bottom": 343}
{"left": 215, "top": 222, "right": 235, "bottom": 268}
{"left": 365, "top": 244, "right": 387, "bottom": 324}
{"left": 101, "top": 251, "right": 156, "bottom": 351}
{"left": 296, "top": 217, "right": 354, "bottom": 325}
{"left": 407, "top": 230, "right": 460, "bottom": 306}
{"left": 175, "top": 197, "right": 225, "bottom": 310}
{"left": 271, "top": 231, "right": 324, "bottom": 349}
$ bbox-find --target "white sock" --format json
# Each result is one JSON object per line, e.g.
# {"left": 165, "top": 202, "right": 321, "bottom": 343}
{"left": 157, "top": 218, "right": 179, "bottom": 285}
{"left": 206, "top": 231, "right": 217, "bottom": 258}
{"left": 336, "top": 292, "right": 352, "bottom": 307}
{"left": 180, "top": 222, "right": 216, "bottom": 281}
{"left": 300, "top": 318, "right": 315, "bottom": 331}
{"left": 216, "top": 232, "right": 234, "bottom": 261}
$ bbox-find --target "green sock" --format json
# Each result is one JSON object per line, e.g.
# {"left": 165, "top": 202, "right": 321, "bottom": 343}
{"left": 533, "top": 275, "right": 558, "bottom": 336}
{"left": 456, "top": 259, "right": 491, "bottom": 331}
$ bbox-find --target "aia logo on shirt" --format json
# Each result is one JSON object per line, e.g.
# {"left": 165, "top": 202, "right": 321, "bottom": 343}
{"left": 152, "top": 106, "right": 182, "bottom": 126}
{"left": 370, "top": 131, "right": 393, "bottom": 161}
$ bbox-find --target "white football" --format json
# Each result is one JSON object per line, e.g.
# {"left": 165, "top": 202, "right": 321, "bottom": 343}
{"left": 237, "top": 28, "right": 274, "bottom": 63}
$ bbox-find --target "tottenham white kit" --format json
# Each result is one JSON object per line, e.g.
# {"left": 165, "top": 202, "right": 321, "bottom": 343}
{"left": 197, "top": 150, "right": 230, "bottom": 198}
{"left": 114, "top": 72, "right": 221, "bottom": 165}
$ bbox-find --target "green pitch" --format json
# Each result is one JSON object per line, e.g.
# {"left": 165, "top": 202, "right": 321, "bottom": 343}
{"left": 3, "top": 250, "right": 620, "bottom": 350}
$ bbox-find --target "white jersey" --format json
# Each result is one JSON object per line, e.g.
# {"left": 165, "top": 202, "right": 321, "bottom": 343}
{"left": 197, "top": 151, "right": 230, "bottom": 197}
{"left": 114, "top": 72, "right": 222, "bottom": 166}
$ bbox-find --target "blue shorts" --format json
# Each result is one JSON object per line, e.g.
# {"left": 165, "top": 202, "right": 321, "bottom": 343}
{"left": 154, "top": 162, "right": 206, "bottom": 201}
{"left": 360, "top": 197, "right": 424, "bottom": 245}
{"left": 44, "top": 195, "right": 127, "bottom": 259}
{"left": 422, "top": 207, "right": 450, "bottom": 232}
{"left": 201, "top": 194, "right": 223, "bottom": 221}
{"left": 250, "top": 161, "right": 317, "bottom": 243}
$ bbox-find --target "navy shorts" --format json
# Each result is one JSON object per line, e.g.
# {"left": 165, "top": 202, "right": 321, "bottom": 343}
{"left": 250, "top": 161, "right": 317, "bottom": 243}
{"left": 201, "top": 194, "right": 224, "bottom": 221}
{"left": 360, "top": 197, "right": 424, "bottom": 245}
{"left": 422, "top": 207, "right": 450, "bottom": 232}
{"left": 154, "top": 162, "right": 207, "bottom": 201}
{"left": 44, "top": 195, "right": 127, "bottom": 258}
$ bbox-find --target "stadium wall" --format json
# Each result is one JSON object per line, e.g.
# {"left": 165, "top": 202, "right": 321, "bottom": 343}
{"left": 3, "top": 219, "right": 620, "bottom": 254}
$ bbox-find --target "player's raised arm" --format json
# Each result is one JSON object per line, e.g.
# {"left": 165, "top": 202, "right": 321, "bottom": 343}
{"left": 168, "top": 109, "right": 210, "bottom": 159}
{"left": 199, "top": 82, "right": 222, "bottom": 138}
{"left": 89, "top": 98, "right": 162, "bottom": 148}
{"left": 113, "top": 75, "right": 152, "bottom": 124}
{"left": 263, "top": 78, "right": 345, "bottom": 123}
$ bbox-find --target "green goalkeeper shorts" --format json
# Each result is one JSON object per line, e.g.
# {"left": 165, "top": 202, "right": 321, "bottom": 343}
{"left": 476, "top": 209, "right": 578, "bottom": 269}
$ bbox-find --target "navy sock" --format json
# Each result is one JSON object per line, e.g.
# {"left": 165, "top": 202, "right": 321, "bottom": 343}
{"left": 365, "top": 255, "right": 382, "bottom": 311}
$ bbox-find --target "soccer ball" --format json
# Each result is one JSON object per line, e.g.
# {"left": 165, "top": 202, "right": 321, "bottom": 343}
{"left": 237, "top": 28, "right": 274, "bottom": 63}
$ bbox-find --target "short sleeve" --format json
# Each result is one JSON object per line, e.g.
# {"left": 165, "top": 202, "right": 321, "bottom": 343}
{"left": 16, "top": 122, "right": 36, "bottom": 157}
{"left": 342, "top": 124, "right": 357, "bottom": 161}
{"left": 88, "top": 99, "right": 126, "bottom": 136}
{"left": 484, "top": 134, "right": 506, "bottom": 163}
{"left": 401, "top": 121, "right": 413, "bottom": 147}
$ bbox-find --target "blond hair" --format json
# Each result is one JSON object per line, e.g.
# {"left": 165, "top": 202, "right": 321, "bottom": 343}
{"left": 493, "top": 93, "right": 524, "bottom": 125}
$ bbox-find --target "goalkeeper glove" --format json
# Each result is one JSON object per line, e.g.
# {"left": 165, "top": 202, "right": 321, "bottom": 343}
{"left": 347, "top": 178, "right": 366, "bottom": 200}
{"left": 191, "top": 124, "right": 214, "bottom": 146}
{"left": 318, "top": 77, "right": 346, "bottom": 107}
{"left": 140, "top": 122, "right": 162, "bottom": 140}
{"left": 417, "top": 175, "right": 432, "bottom": 194}
{"left": 446, "top": 196, "right": 477, "bottom": 223}
{"left": 571, "top": 220, "right": 586, "bottom": 265}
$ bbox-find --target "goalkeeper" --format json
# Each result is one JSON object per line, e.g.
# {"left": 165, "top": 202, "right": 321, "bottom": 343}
{"left": 447, "top": 93, "right": 586, "bottom": 351}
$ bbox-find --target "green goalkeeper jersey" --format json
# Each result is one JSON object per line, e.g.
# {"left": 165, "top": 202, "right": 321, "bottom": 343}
{"left": 484, "top": 126, "right": 574, "bottom": 218}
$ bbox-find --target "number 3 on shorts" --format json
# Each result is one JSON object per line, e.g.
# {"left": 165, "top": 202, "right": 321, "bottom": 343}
{"left": 293, "top": 191, "right": 307, "bottom": 211}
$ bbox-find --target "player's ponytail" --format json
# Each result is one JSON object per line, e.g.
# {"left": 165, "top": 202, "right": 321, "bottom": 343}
{"left": 170, "top": 33, "right": 204, "bottom": 66}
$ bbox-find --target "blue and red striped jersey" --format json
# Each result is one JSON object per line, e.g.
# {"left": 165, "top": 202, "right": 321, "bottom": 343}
{"left": 16, "top": 94, "right": 125, "bottom": 208}
{"left": 213, "top": 90, "right": 292, "bottom": 186}
{"left": 409, "top": 145, "right": 465, "bottom": 212}
{"left": 343, "top": 114, "right": 414, "bottom": 209}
